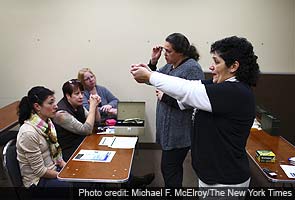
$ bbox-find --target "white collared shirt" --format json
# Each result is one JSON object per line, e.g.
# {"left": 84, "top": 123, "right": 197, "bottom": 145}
{"left": 150, "top": 72, "right": 238, "bottom": 112}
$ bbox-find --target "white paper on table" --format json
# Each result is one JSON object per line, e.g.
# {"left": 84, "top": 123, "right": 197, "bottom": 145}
{"left": 280, "top": 165, "right": 295, "bottom": 178}
{"left": 109, "top": 136, "right": 138, "bottom": 149}
{"left": 73, "top": 149, "right": 116, "bottom": 162}
{"left": 252, "top": 118, "right": 262, "bottom": 130}
{"left": 99, "top": 137, "right": 115, "bottom": 146}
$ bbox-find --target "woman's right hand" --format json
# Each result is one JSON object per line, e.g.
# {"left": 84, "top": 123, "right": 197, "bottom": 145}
{"left": 151, "top": 45, "right": 163, "bottom": 65}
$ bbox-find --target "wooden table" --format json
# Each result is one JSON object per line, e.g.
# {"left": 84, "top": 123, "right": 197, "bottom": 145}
{"left": 0, "top": 101, "right": 19, "bottom": 133}
{"left": 246, "top": 129, "right": 295, "bottom": 183}
{"left": 58, "top": 134, "right": 135, "bottom": 183}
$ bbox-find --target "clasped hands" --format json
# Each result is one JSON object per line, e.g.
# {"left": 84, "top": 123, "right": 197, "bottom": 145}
{"left": 89, "top": 94, "right": 101, "bottom": 107}
{"left": 130, "top": 63, "right": 153, "bottom": 83}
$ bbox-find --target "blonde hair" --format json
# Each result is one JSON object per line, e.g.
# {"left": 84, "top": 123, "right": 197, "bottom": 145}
{"left": 77, "top": 68, "right": 96, "bottom": 88}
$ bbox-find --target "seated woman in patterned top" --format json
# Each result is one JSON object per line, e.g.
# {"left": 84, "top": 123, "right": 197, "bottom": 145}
{"left": 17, "top": 86, "right": 71, "bottom": 190}
{"left": 53, "top": 79, "right": 101, "bottom": 161}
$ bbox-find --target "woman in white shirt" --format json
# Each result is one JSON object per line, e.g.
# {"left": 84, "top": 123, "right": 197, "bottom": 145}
{"left": 131, "top": 36, "right": 260, "bottom": 199}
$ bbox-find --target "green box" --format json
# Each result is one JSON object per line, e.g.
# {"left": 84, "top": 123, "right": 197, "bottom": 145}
{"left": 256, "top": 150, "right": 276, "bottom": 163}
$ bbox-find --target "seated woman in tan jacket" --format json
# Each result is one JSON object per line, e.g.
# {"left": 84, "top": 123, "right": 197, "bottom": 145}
{"left": 17, "top": 86, "right": 71, "bottom": 189}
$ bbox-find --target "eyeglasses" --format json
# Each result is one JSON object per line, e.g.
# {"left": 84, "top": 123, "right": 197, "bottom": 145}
{"left": 68, "top": 79, "right": 80, "bottom": 84}
{"left": 84, "top": 75, "right": 94, "bottom": 82}
{"left": 162, "top": 48, "right": 174, "bottom": 55}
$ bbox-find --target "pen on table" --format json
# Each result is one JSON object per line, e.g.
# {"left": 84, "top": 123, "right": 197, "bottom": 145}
{"left": 101, "top": 137, "right": 106, "bottom": 145}
{"left": 104, "top": 152, "right": 111, "bottom": 161}
{"left": 110, "top": 137, "right": 116, "bottom": 147}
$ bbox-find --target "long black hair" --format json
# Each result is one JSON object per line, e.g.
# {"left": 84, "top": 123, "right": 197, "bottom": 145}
{"left": 210, "top": 36, "right": 260, "bottom": 86}
{"left": 166, "top": 33, "right": 200, "bottom": 61}
{"left": 18, "top": 86, "right": 54, "bottom": 125}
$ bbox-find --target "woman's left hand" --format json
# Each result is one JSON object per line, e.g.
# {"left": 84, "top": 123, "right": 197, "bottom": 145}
{"left": 101, "top": 105, "right": 112, "bottom": 113}
{"left": 108, "top": 108, "right": 117, "bottom": 115}
{"left": 56, "top": 159, "right": 66, "bottom": 168}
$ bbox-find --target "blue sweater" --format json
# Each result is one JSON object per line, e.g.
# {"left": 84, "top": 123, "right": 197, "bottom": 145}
{"left": 83, "top": 85, "right": 118, "bottom": 121}
{"left": 156, "top": 58, "right": 204, "bottom": 150}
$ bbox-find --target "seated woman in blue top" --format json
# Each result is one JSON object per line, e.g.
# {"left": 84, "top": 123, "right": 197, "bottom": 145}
{"left": 131, "top": 36, "right": 260, "bottom": 194}
{"left": 78, "top": 68, "right": 119, "bottom": 123}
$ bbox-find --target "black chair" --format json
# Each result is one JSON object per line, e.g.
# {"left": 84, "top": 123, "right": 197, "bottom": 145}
{"left": 2, "top": 139, "right": 28, "bottom": 200}
{"left": 3, "top": 139, "right": 23, "bottom": 187}
{"left": 3, "top": 139, "right": 74, "bottom": 200}
{"left": 0, "top": 131, "right": 18, "bottom": 181}
{"left": 0, "top": 130, "right": 18, "bottom": 146}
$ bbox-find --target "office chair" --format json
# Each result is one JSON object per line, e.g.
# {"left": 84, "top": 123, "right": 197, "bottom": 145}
{"left": 3, "top": 138, "right": 23, "bottom": 187}
{"left": 0, "top": 130, "right": 18, "bottom": 146}
{"left": 2, "top": 138, "right": 28, "bottom": 200}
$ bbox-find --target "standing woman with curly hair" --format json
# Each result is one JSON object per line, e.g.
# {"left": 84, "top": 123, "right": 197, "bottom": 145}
{"left": 131, "top": 36, "right": 260, "bottom": 197}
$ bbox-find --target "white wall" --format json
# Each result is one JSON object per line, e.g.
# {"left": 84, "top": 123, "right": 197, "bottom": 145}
{"left": 1, "top": 0, "right": 294, "bottom": 142}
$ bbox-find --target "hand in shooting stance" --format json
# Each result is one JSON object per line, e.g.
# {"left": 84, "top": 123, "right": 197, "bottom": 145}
{"left": 130, "top": 63, "right": 152, "bottom": 83}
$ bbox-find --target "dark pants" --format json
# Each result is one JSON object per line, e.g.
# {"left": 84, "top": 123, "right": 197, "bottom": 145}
{"left": 161, "top": 147, "right": 190, "bottom": 187}
{"left": 28, "top": 178, "right": 72, "bottom": 199}
{"left": 37, "top": 177, "right": 72, "bottom": 187}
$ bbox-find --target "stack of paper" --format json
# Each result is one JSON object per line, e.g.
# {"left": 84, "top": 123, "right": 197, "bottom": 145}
{"left": 73, "top": 149, "right": 116, "bottom": 162}
{"left": 99, "top": 136, "right": 138, "bottom": 149}
{"left": 280, "top": 165, "right": 295, "bottom": 178}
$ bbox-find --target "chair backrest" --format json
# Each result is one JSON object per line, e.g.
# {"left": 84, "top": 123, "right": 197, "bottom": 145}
{"left": 3, "top": 138, "right": 23, "bottom": 187}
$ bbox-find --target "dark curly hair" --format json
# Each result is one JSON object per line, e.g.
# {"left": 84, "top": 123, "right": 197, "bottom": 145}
{"left": 166, "top": 33, "right": 200, "bottom": 61}
{"left": 210, "top": 36, "right": 260, "bottom": 86}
